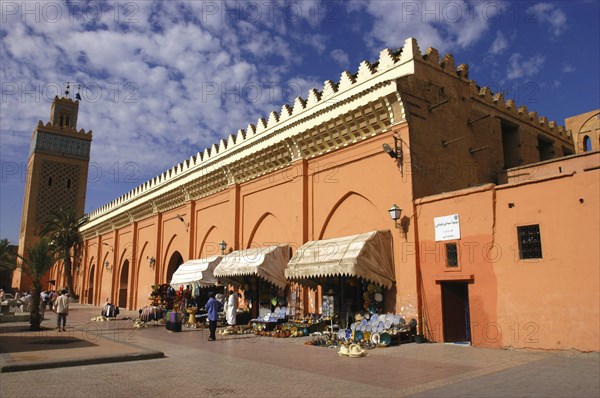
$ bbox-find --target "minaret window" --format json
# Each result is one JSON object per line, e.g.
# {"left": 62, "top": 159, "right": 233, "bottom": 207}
{"left": 67, "top": 179, "right": 71, "bottom": 189}
{"left": 48, "top": 177, "right": 53, "bottom": 186}
{"left": 583, "top": 135, "right": 592, "bottom": 152}
{"left": 58, "top": 110, "right": 72, "bottom": 127}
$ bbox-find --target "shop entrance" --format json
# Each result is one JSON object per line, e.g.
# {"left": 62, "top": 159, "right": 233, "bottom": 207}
{"left": 441, "top": 282, "right": 471, "bottom": 343}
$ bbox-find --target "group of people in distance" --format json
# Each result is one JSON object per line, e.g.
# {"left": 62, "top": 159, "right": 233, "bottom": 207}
{"left": 0, "top": 288, "right": 70, "bottom": 331}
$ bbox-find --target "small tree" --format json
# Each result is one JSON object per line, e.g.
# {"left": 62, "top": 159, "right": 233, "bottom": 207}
{"left": 41, "top": 208, "right": 87, "bottom": 298}
{"left": 17, "top": 238, "right": 56, "bottom": 330}
{"left": 0, "top": 238, "right": 17, "bottom": 272}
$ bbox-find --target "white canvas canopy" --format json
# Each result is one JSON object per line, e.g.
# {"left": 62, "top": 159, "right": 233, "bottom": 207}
{"left": 213, "top": 245, "right": 289, "bottom": 289}
{"left": 169, "top": 256, "right": 221, "bottom": 289}
{"left": 285, "top": 230, "right": 395, "bottom": 289}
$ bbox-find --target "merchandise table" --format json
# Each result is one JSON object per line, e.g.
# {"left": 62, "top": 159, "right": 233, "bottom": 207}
{"left": 139, "top": 306, "right": 165, "bottom": 323}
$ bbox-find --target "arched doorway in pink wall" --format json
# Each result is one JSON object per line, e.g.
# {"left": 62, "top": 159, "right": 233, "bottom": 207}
{"left": 166, "top": 251, "right": 183, "bottom": 284}
{"left": 87, "top": 263, "right": 95, "bottom": 304}
{"left": 118, "top": 260, "right": 129, "bottom": 308}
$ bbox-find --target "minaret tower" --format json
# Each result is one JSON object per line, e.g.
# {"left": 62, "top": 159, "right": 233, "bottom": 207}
{"left": 13, "top": 84, "right": 92, "bottom": 291}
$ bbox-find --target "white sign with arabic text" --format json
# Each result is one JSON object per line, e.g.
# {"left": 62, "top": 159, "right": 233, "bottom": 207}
{"left": 434, "top": 214, "right": 460, "bottom": 241}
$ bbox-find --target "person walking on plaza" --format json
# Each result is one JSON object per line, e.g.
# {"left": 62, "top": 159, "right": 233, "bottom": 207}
{"left": 54, "top": 289, "right": 69, "bottom": 332}
{"left": 205, "top": 291, "right": 222, "bottom": 341}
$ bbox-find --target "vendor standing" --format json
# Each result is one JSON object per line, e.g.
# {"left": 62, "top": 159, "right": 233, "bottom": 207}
{"left": 226, "top": 290, "right": 238, "bottom": 326}
{"left": 205, "top": 292, "right": 222, "bottom": 341}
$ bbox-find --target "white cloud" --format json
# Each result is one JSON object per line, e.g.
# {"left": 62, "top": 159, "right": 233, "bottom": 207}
{"left": 562, "top": 64, "right": 575, "bottom": 73}
{"left": 0, "top": 0, "right": 328, "bottom": 212}
{"left": 347, "top": 0, "right": 507, "bottom": 53}
{"left": 330, "top": 49, "right": 350, "bottom": 69}
{"left": 304, "top": 34, "right": 328, "bottom": 54}
{"left": 506, "top": 53, "right": 545, "bottom": 80}
{"left": 527, "top": 3, "right": 567, "bottom": 37}
{"left": 489, "top": 31, "right": 509, "bottom": 55}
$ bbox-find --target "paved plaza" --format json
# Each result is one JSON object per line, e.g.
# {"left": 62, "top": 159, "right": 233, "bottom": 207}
{"left": 1, "top": 304, "right": 598, "bottom": 397}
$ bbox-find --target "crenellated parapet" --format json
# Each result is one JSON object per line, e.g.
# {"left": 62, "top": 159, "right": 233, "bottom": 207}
{"left": 414, "top": 44, "right": 570, "bottom": 142}
{"left": 35, "top": 120, "right": 93, "bottom": 138}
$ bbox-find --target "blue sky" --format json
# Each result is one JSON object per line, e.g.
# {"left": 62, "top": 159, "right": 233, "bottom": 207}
{"left": 1, "top": 0, "right": 599, "bottom": 243}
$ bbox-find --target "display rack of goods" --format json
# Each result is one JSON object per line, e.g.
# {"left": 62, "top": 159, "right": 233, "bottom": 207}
{"left": 101, "top": 303, "right": 119, "bottom": 318}
{"left": 340, "top": 313, "right": 416, "bottom": 347}
{"left": 286, "top": 316, "right": 329, "bottom": 335}
{"left": 165, "top": 311, "right": 183, "bottom": 332}
{"left": 139, "top": 306, "right": 165, "bottom": 323}
{"left": 361, "top": 282, "right": 384, "bottom": 314}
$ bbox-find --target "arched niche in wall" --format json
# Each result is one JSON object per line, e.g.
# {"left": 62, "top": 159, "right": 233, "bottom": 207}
{"left": 119, "top": 259, "right": 129, "bottom": 309}
{"left": 136, "top": 240, "right": 150, "bottom": 282}
{"left": 116, "top": 244, "right": 132, "bottom": 304}
{"left": 246, "top": 212, "right": 285, "bottom": 248}
{"left": 198, "top": 226, "right": 223, "bottom": 258}
{"left": 319, "top": 191, "right": 385, "bottom": 240}
{"left": 100, "top": 251, "right": 112, "bottom": 301}
{"left": 87, "top": 257, "right": 95, "bottom": 304}
{"left": 55, "top": 262, "right": 64, "bottom": 290}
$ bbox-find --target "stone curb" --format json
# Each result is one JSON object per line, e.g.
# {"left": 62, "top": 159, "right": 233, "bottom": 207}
{"left": 0, "top": 348, "right": 164, "bottom": 373}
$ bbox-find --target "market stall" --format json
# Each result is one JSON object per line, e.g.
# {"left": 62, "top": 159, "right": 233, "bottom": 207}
{"left": 169, "top": 256, "right": 222, "bottom": 328}
{"left": 213, "top": 245, "right": 290, "bottom": 322}
{"left": 170, "top": 256, "right": 221, "bottom": 291}
{"left": 285, "top": 230, "right": 400, "bottom": 341}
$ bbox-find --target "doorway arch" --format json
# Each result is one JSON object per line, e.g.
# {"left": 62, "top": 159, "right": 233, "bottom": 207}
{"left": 118, "top": 260, "right": 129, "bottom": 308}
{"left": 166, "top": 251, "right": 183, "bottom": 284}
{"left": 87, "top": 264, "right": 95, "bottom": 304}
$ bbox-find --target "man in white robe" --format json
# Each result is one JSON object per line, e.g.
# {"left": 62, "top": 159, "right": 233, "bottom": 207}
{"left": 226, "top": 290, "right": 237, "bottom": 326}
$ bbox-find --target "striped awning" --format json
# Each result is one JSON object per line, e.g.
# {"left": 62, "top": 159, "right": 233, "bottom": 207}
{"left": 285, "top": 230, "right": 395, "bottom": 288}
{"left": 169, "top": 256, "right": 221, "bottom": 289}
{"left": 213, "top": 245, "right": 289, "bottom": 289}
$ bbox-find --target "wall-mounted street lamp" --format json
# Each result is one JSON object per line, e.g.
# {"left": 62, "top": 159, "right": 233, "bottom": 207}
{"left": 104, "top": 260, "right": 111, "bottom": 271}
{"left": 147, "top": 256, "right": 156, "bottom": 269}
{"left": 219, "top": 240, "right": 227, "bottom": 255}
{"left": 382, "top": 134, "right": 404, "bottom": 174}
{"left": 388, "top": 204, "right": 402, "bottom": 229}
{"left": 102, "top": 242, "right": 113, "bottom": 251}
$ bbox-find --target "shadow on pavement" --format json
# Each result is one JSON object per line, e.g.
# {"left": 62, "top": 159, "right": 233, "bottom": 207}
{"left": 0, "top": 335, "right": 97, "bottom": 354}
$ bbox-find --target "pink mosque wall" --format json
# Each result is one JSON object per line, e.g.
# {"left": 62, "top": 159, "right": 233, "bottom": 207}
{"left": 76, "top": 127, "right": 418, "bottom": 315}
